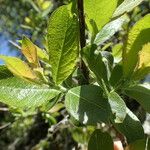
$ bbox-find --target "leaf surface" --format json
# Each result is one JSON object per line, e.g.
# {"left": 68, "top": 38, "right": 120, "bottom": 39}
{"left": 22, "top": 36, "right": 39, "bottom": 67}
{"left": 65, "top": 85, "right": 111, "bottom": 125}
{"left": 22, "top": 36, "right": 49, "bottom": 64}
{"left": 0, "top": 76, "right": 60, "bottom": 110}
{"left": 0, "top": 55, "right": 37, "bottom": 80}
{"left": 126, "top": 138, "right": 150, "bottom": 150}
{"left": 82, "top": 45, "right": 108, "bottom": 85}
{"left": 113, "top": 0, "right": 144, "bottom": 17}
{"left": 133, "top": 43, "right": 150, "bottom": 80}
{"left": 113, "top": 108, "right": 144, "bottom": 143}
{"left": 47, "top": 5, "right": 79, "bottom": 85}
{"left": 124, "top": 84, "right": 150, "bottom": 113}
{"left": 123, "top": 14, "right": 150, "bottom": 77}
{"left": 84, "top": 0, "right": 117, "bottom": 32}
{"left": 88, "top": 129, "right": 113, "bottom": 150}
{"left": 108, "top": 91, "right": 126, "bottom": 123}
{"left": 94, "top": 15, "right": 129, "bottom": 45}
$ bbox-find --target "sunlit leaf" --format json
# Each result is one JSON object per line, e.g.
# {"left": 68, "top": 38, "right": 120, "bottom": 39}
{"left": 22, "top": 36, "right": 49, "bottom": 65}
{"left": 47, "top": 5, "right": 79, "bottom": 85}
{"left": 112, "top": 43, "right": 123, "bottom": 63}
{"left": 133, "top": 43, "right": 150, "bottom": 80}
{"left": 123, "top": 14, "right": 150, "bottom": 78}
{"left": 113, "top": 0, "right": 144, "bottom": 17}
{"left": 84, "top": 0, "right": 118, "bottom": 32}
{"left": 0, "top": 76, "right": 61, "bottom": 110}
{"left": 94, "top": 15, "right": 129, "bottom": 45}
{"left": 0, "top": 55, "right": 37, "bottom": 80}
{"left": 22, "top": 36, "right": 39, "bottom": 67}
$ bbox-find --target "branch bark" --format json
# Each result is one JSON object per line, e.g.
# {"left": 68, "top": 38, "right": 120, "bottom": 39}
{"left": 77, "top": 0, "right": 89, "bottom": 84}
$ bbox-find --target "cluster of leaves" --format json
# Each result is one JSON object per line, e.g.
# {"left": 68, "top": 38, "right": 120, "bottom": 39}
{"left": 0, "top": 0, "right": 150, "bottom": 149}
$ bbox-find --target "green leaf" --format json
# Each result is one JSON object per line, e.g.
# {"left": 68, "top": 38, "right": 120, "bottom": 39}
{"left": 0, "top": 65, "right": 13, "bottom": 79}
{"left": 0, "top": 76, "right": 61, "bottom": 110}
{"left": 109, "top": 64, "right": 123, "bottom": 88}
{"left": 84, "top": 0, "right": 118, "bottom": 32}
{"left": 40, "top": 94, "right": 61, "bottom": 112}
{"left": 113, "top": 0, "right": 144, "bottom": 17}
{"left": 36, "top": 47, "right": 49, "bottom": 63}
{"left": 108, "top": 91, "right": 126, "bottom": 123}
{"left": 112, "top": 43, "right": 123, "bottom": 63}
{"left": 82, "top": 45, "right": 108, "bottom": 85}
{"left": 124, "top": 84, "right": 150, "bottom": 113}
{"left": 126, "top": 138, "right": 150, "bottom": 150}
{"left": 88, "top": 129, "right": 113, "bottom": 150}
{"left": 117, "top": 0, "right": 124, "bottom": 6}
{"left": 101, "top": 51, "right": 114, "bottom": 80}
{"left": 47, "top": 5, "right": 79, "bottom": 85}
{"left": 94, "top": 15, "right": 129, "bottom": 45}
{"left": 132, "top": 43, "right": 150, "bottom": 80}
{"left": 0, "top": 55, "right": 37, "bottom": 80}
{"left": 65, "top": 85, "right": 111, "bottom": 125}
{"left": 71, "top": 127, "right": 93, "bottom": 144}
{"left": 113, "top": 108, "right": 144, "bottom": 144}
{"left": 123, "top": 14, "right": 150, "bottom": 78}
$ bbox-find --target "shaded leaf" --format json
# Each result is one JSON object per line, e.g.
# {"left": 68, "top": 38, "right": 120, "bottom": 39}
{"left": 84, "top": 0, "right": 118, "bottom": 32}
{"left": 0, "top": 55, "right": 37, "bottom": 80}
{"left": 65, "top": 85, "right": 111, "bottom": 125}
{"left": 123, "top": 14, "right": 150, "bottom": 77}
{"left": 108, "top": 91, "right": 126, "bottom": 123}
{"left": 47, "top": 5, "right": 79, "bottom": 85}
{"left": 82, "top": 45, "right": 108, "bottom": 85}
{"left": 0, "top": 65, "right": 13, "bottom": 79}
{"left": 113, "top": 0, "right": 144, "bottom": 17}
{"left": 88, "top": 129, "right": 113, "bottom": 150}
{"left": 125, "top": 138, "right": 150, "bottom": 150}
{"left": 109, "top": 64, "right": 123, "bottom": 87}
{"left": 124, "top": 84, "right": 150, "bottom": 113}
{"left": 113, "top": 108, "right": 144, "bottom": 144}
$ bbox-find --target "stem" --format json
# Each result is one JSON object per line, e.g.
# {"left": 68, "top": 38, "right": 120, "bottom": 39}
{"left": 77, "top": 0, "right": 86, "bottom": 48}
{"left": 77, "top": 0, "right": 89, "bottom": 84}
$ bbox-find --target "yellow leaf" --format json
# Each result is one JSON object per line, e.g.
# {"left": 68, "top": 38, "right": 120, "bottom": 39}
{"left": 137, "top": 43, "right": 150, "bottom": 69}
{"left": 22, "top": 36, "right": 49, "bottom": 64}
{"left": 133, "top": 43, "right": 150, "bottom": 80}
{"left": 0, "top": 55, "right": 37, "bottom": 80}
{"left": 22, "top": 36, "right": 39, "bottom": 67}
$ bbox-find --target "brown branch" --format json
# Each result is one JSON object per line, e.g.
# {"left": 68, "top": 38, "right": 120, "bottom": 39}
{"left": 77, "top": 0, "right": 89, "bottom": 84}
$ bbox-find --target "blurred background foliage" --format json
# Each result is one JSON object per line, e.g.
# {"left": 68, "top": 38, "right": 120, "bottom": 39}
{"left": 0, "top": 0, "right": 150, "bottom": 150}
